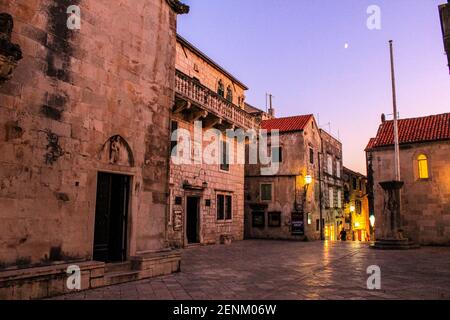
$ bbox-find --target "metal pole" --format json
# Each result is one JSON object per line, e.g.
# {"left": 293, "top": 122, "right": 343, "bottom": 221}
{"left": 389, "top": 40, "right": 401, "bottom": 181}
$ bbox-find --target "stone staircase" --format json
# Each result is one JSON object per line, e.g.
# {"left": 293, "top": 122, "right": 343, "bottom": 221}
{"left": 104, "top": 262, "right": 140, "bottom": 286}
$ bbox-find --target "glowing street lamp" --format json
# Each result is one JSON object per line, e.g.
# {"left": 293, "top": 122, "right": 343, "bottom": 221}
{"left": 370, "top": 215, "right": 376, "bottom": 228}
{"left": 350, "top": 205, "right": 356, "bottom": 213}
{"left": 304, "top": 175, "right": 312, "bottom": 185}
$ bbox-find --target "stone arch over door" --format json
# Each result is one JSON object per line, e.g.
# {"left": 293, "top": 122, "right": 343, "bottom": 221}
{"left": 99, "top": 135, "right": 135, "bottom": 167}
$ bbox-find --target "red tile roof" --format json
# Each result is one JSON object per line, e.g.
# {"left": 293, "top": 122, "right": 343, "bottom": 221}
{"left": 366, "top": 113, "right": 450, "bottom": 150}
{"left": 261, "top": 114, "right": 313, "bottom": 133}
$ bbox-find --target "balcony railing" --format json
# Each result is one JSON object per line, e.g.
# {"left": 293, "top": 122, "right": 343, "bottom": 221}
{"left": 175, "top": 70, "right": 259, "bottom": 130}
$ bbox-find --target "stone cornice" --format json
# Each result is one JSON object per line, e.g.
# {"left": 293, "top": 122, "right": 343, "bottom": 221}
{"left": 166, "top": 0, "right": 190, "bottom": 14}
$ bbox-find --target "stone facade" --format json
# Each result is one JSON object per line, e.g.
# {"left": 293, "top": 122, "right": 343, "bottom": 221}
{"left": 0, "top": 0, "right": 187, "bottom": 299}
{"left": 342, "top": 167, "right": 370, "bottom": 241}
{"left": 167, "top": 36, "right": 256, "bottom": 248}
{"left": 245, "top": 116, "right": 322, "bottom": 241}
{"left": 367, "top": 140, "right": 450, "bottom": 245}
{"left": 319, "top": 129, "right": 344, "bottom": 241}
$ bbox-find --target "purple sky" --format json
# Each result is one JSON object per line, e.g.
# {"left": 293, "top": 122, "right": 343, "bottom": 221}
{"left": 178, "top": 0, "right": 450, "bottom": 174}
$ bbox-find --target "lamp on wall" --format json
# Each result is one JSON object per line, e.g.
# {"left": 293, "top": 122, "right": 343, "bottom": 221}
{"left": 369, "top": 215, "right": 375, "bottom": 228}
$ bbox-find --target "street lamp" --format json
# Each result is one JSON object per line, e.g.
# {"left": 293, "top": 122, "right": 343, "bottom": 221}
{"left": 350, "top": 205, "right": 356, "bottom": 213}
{"left": 370, "top": 215, "right": 375, "bottom": 228}
{"left": 304, "top": 175, "right": 312, "bottom": 185}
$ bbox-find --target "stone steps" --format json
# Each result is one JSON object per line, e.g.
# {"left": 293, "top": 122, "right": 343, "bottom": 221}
{"left": 104, "top": 270, "right": 140, "bottom": 286}
{"left": 371, "top": 239, "right": 420, "bottom": 250}
{"left": 104, "top": 261, "right": 133, "bottom": 274}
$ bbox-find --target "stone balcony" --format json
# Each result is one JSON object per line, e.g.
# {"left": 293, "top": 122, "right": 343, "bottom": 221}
{"left": 174, "top": 70, "right": 259, "bottom": 130}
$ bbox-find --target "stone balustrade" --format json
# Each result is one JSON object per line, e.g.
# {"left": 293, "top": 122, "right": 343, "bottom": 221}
{"left": 175, "top": 70, "right": 259, "bottom": 130}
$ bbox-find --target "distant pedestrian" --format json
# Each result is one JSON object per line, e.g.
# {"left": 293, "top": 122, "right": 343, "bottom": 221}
{"left": 340, "top": 229, "right": 347, "bottom": 241}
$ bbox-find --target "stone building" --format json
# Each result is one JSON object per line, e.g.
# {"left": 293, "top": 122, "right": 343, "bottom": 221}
{"left": 0, "top": 0, "right": 188, "bottom": 299}
{"left": 342, "top": 167, "right": 371, "bottom": 241}
{"left": 439, "top": 1, "right": 450, "bottom": 72}
{"left": 167, "top": 35, "right": 259, "bottom": 248}
{"left": 366, "top": 113, "right": 450, "bottom": 245}
{"left": 244, "top": 115, "right": 323, "bottom": 241}
{"left": 319, "top": 129, "right": 344, "bottom": 241}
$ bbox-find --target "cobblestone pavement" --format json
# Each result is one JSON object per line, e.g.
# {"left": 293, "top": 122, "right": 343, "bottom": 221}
{"left": 53, "top": 240, "right": 450, "bottom": 300}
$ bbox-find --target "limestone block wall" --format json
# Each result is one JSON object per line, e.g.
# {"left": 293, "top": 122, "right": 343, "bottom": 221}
{"left": 168, "top": 117, "right": 245, "bottom": 247}
{"left": 244, "top": 120, "right": 322, "bottom": 241}
{"left": 0, "top": 0, "right": 177, "bottom": 268}
{"left": 175, "top": 40, "right": 247, "bottom": 108}
{"left": 370, "top": 141, "right": 450, "bottom": 245}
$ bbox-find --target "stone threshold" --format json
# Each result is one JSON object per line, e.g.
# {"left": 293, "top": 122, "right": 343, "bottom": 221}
{"left": 0, "top": 250, "right": 181, "bottom": 300}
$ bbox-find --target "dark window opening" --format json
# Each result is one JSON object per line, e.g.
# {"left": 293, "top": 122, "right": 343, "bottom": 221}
{"left": 268, "top": 212, "right": 281, "bottom": 227}
{"left": 217, "top": 194, "right": 232, "bottom": 220}
{"left": 220, "top": 140, "right": 230, "bottom": 171}
{"left": 217, "top": 80, "right": 224, "bottom": 97}
{"left": 170, "top": 121, "right": 178, "bottom": 156}
{"left": 252, "top": 211, "right": 265, "bottom": 228}
{"left": 261, "top": 183, "right": 273, "bottom": 201}
{"left": 226, "top": 86, "right": 233, "bottom": 102}
{"left": 272, "top": 146, "right": 282, "bottom": 163}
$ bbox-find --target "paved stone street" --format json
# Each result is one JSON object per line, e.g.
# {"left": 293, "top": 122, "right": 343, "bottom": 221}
{"left": 53, "top": 240, "right": 450, "bottom": 300}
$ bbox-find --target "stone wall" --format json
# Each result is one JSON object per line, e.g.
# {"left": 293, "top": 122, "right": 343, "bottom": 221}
{"left": 369, "top": 140, "right": 450, "bottom": 245}
{"left": 0, "top": 0, "right": 178, "bottom": 269}
{"left": 167, "top": 116, "right": 245, "bottom": 247}
{"left": 175, "top": 39, "right": 247, "bottom": 108}
{"left": 245, "top": 118, "right": 322, "bottom": 241}
{"left": 319, "top": 129, "right": 344, "bottom": 241}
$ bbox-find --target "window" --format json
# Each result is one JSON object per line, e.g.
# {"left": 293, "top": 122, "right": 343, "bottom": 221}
{"left": 261, "top": 183, "right": 273, "bottom": 201}
{"left": 217, "top": 80, "right": 224, "bottom": 97}
{"left": 226, "top": 86, "right": 233, "bottom": 102}
{"left": 268, "top": 212, "right": 281, "bottom": 227}
{"left": 352, "top": 177, "right": 357, "bottom": 190}
{"left": 217, "top": 194, "right": 232, "bottom": 220}
{"left": 316, "top": 219, "right": 320, "bottom": 231}
{"left": 329, "top": 187, "right": 334, "bottom": 208}
{"left": 336, "top": 161, "right": 341, "bottom": 178}
{"left": 337, "top": 190, "right": 342, "bottom": 208}
{"left": 309, "top": 148, "right": 314, "bottom": 164}
{"left": 225, "top": 195, "right": 232, "bottom": 220}
{"left": 217, "top": 194, "right": 224, "bottom": 220}
{"left": 355, "top": 200, "right": 362, "bottom": 215}
{"left": 170, "top": 121, "right": 178, "bottom": 156}
{"left": 272, "top": 146, "right": 282, "bottom": 163}
{"left": 327, "top": 155, "right": 333, "bottom": 174}
{"left": 252, "top": 211, "right": 265, "bottom": 228}
{"left": 418, "top": 154, "right": 429, "bottom": 179}
{"left": 220, "top": 140, "right": 230, "bottom": 171}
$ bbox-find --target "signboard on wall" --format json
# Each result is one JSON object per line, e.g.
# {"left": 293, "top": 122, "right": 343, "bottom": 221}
{"left": 291, "top": 212, "right": 305, "bottom": 236}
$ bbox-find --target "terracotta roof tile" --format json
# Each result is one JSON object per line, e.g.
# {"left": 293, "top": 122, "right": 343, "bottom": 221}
{"left": 261, "top": 114, "right": 313, "bottom": 133}
{"left": 367, "top": 113, "right": 450, "bottom": 150}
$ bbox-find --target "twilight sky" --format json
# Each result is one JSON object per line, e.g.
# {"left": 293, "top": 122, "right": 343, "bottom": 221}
{"left": 177, "top": 0, "right": 450, "bottom": 173}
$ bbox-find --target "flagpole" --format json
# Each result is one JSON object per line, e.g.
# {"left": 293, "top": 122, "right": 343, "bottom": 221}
{"left": 389, "top": 40, "right": 401, "bottom": 181}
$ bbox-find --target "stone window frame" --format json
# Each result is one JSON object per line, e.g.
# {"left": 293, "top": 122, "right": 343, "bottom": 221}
{"left": 260, "top": 182, "right": 274, "bottom": 202}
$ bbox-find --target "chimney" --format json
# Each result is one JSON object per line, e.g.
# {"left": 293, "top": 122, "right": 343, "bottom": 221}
{"left": 381, "top": 113, "right": 386, "bottom": 123}
{"left": 268, "top": 94, "right": 275, "bottom": 118}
